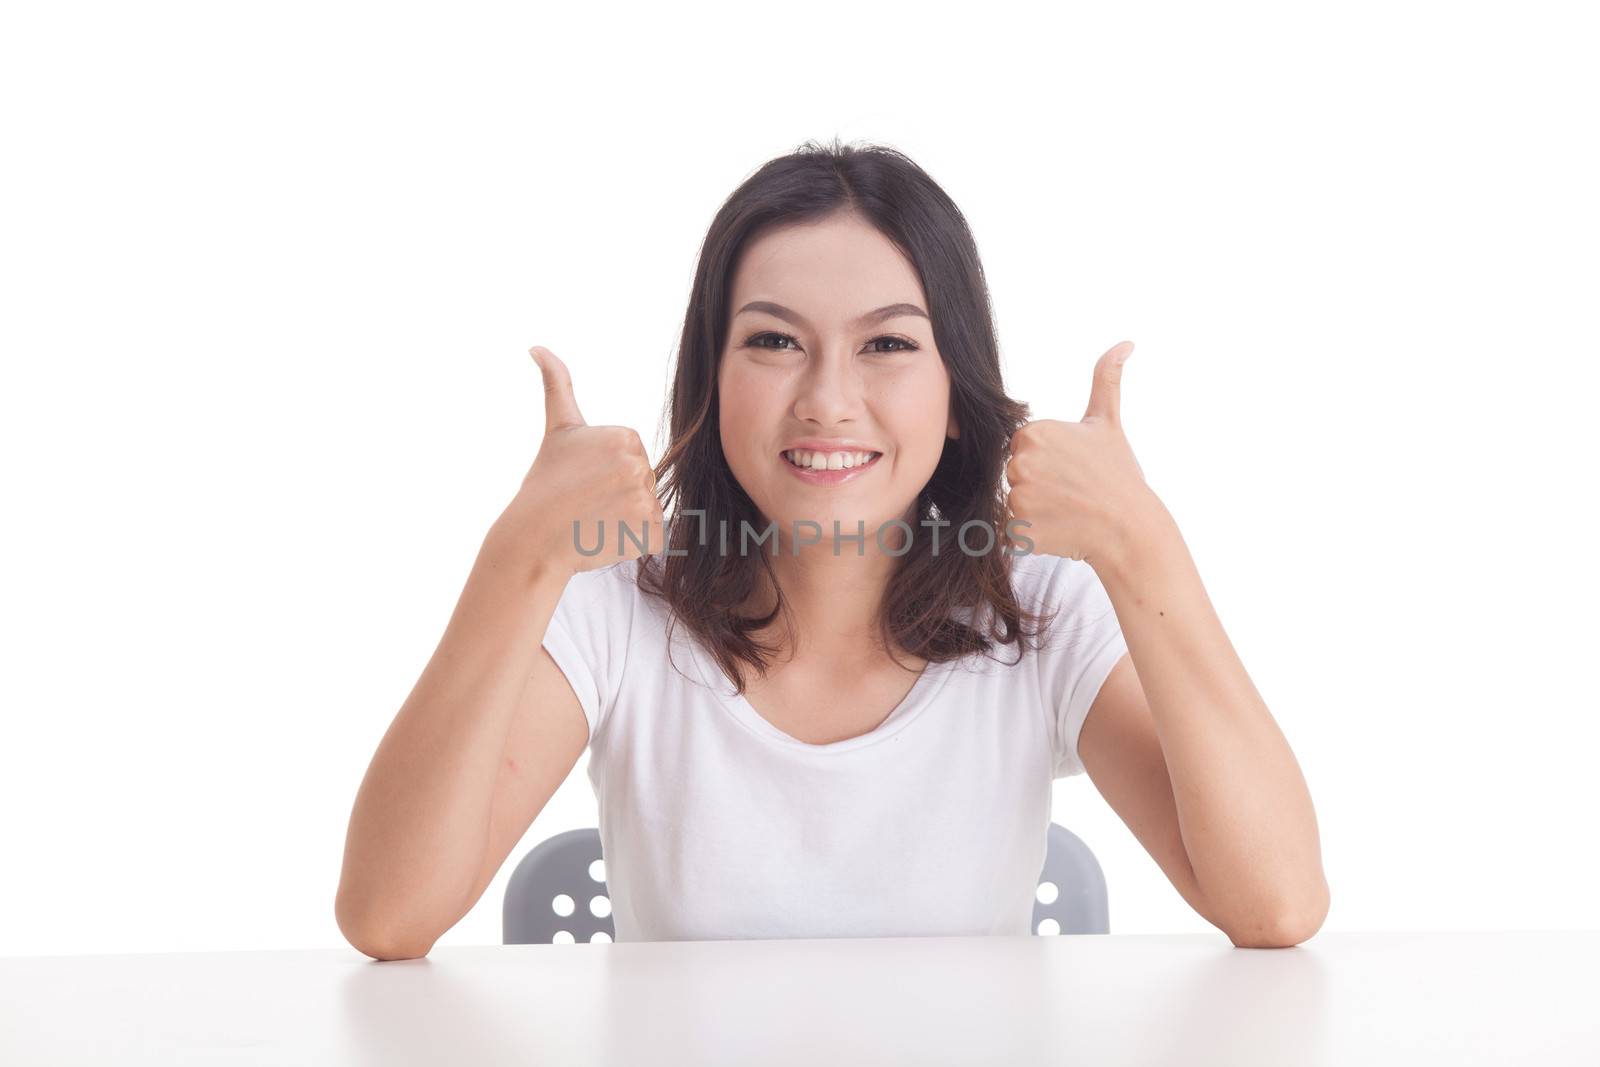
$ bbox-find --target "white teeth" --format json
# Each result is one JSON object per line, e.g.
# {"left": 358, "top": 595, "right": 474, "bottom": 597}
{"left": 784, "top": 449, "right": 878, "bottom": 470}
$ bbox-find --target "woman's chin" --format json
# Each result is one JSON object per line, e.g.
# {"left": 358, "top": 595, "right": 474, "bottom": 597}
{"left": 744, "top": 501, "right": 917, "bottom": 553}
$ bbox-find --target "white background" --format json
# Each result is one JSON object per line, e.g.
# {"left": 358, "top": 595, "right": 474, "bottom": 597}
{"left": 2, "top": 0, "right": 1595, "bottom": 957}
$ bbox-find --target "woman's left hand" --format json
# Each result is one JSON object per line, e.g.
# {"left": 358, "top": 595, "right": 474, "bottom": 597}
{"left": 1003, "top": 341, "right": 1166, "bottom": 569}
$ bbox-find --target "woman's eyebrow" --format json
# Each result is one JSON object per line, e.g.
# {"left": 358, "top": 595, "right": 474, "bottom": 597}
{"left": 734, "top": 301, "right": 930, "bottom": 328}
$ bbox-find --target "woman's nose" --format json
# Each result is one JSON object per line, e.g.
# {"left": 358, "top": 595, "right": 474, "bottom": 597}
{"left": 791, "top": 347, "right": 864, "bottom": 425}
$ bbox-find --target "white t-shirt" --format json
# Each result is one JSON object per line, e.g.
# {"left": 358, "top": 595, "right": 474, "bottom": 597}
{"left": 539, "top": 549, "right": 1129, "bottom": 942}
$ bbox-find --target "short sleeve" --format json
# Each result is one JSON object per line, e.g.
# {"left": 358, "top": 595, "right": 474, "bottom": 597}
{"left": 539, "top": 561, "right": 634, "bottom": 746}
{"left": 1023, "top": 554, "right": 1130, "bottom": 779}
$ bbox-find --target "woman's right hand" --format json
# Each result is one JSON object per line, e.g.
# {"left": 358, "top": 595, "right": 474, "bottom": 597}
{"left": 487, "top": 345, "right": 665, "bottom": 582}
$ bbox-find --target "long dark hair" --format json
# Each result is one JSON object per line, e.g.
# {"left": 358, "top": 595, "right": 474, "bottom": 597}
{"left": 637, "top": 137, "right": 1057, "bottom": 693}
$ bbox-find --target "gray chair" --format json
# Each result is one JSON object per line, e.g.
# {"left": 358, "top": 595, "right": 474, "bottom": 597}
{"left": 503, "top": 822, "right": 1109, "bottom": 944}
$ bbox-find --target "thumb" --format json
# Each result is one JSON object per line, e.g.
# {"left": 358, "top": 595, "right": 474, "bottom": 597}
{"left": 529, "top": 346, "right": 587, "bottom": 432}
{"left": 1083, "top": 341, "right": 1133, "bottom": 423}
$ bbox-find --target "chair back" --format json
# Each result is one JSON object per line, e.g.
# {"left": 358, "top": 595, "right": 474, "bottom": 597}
{"left": 504, "top": 822, "right": 1109, "bottom": 944}
{"left": 1035, "top": 822, "right": 1110, "bottom": 935}
{"left": 503, "top": 827, "right": 612, "bottom": 945}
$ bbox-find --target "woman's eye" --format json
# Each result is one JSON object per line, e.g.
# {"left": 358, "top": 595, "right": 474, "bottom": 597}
{"left": 749, "top": 332, "right": 798, "bottom": 350}
{"left": 745, "top": 332, "right": 920, "bottom": 354}
{"left": 869, "top": 336, "right": 919, "bottom": 354}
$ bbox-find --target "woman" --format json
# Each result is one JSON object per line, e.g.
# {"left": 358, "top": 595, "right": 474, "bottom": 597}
{"left": 335, "top": 139, "right": 1328, "bottom": 957}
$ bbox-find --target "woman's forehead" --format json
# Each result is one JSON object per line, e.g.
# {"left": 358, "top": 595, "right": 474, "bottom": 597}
{"left": 730, "top": 224, "right": 926, "bottom": 318}
{"left": 729, "top": 263, "right": 921, "bottom": 334}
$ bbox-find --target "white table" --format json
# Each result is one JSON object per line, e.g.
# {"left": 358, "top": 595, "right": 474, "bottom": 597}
{"left": 3, "top": 931, "right": 1597, "bottom": 1064}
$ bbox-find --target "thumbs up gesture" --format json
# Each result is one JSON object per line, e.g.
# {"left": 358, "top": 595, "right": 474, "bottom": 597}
{"left": 1002, "top": 341, "right": 1162, "bottom": 570}
{"left": 489, "top": 346, "right": 666, "bottom": 581}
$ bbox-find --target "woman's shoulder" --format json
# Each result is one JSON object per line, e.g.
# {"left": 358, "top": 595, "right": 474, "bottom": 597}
{"left": 932, "top": 552, "right": 1080, "bottom": 670}
{"left": 559, "top": 556, "right": 674, "bottom": 629}
{"left": 559, "top": 557, "right": 641, "bottom": 604}
{"left": 1004, "top": 549, "right": 1083, "bottom": 602}
{"left": 996, "top": 550, "right": 1119, "bottom": 650}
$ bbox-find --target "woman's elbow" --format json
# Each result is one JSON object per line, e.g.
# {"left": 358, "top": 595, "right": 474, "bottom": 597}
{"left": 335, "top": 888, "right": 436, "bottom": 961}
{"left": 1229, "top": 879, "right": 1330, "bottom": 949}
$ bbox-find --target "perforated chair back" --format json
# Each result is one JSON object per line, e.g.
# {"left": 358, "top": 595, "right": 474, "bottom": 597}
{"left": 503, "top": 827, "right": 613, "bottom": 945}
{"left": 1033, "top": 822, "right": 1110, "bottom": 935}
{"left": 504, "top": 822, "right": 1108, "bottom": 944}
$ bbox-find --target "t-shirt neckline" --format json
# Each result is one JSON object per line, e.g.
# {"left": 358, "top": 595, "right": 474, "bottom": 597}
{"left": 684, "top": 631, "right": 957, "bottom": 754}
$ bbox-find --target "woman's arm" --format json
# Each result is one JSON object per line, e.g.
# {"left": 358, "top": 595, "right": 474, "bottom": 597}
{"left": 1087, "top": 500, "right": 1329, "bottom": 947}
{"left": 335, "top": 344, "right": 663, "bottom": 960}
{"left": 334, "top": 543, "right": 573, "bottom": 960}
{"left": 1005, "top": 341, "right": 1327, "bottom": 946}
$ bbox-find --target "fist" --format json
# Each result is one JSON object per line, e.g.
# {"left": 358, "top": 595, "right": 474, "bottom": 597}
{"left": 1003, "top": 341, "right": 1156, "bottom": 568}
{"left": 491, "top": 346, "right": 665, "bottom": 580}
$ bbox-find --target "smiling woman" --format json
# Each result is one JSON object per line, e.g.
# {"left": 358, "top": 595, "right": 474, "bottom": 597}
{"left": 336, "top": 137, "right": 1324, "bottom": 958}
{"left": 549, "top": 141, "right": 1145, "bottom": 942}
{"left": 643, "top": 142, "right": 1043, "bottom": 688}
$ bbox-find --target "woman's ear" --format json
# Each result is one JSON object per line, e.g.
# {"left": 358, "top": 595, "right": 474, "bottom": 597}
{"left": 946, "top": 406, "right": 960, "bottom": 440}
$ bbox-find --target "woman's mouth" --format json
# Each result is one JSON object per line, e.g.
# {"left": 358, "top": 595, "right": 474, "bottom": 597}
{"left": 780, "top": 448, "right": 882, "bottom": 486}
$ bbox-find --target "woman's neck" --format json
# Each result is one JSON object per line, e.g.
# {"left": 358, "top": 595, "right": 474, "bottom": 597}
{"left": 742, "top": 525, "right": 928, "bottom": 667}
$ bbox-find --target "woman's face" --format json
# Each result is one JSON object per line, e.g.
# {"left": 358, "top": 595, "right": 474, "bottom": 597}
{"left": 717, "top": 212, "right": 958, "bottom": 551}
